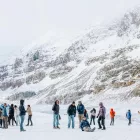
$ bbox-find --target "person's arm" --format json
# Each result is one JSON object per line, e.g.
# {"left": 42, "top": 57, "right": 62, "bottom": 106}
{"left": 77, "top": 105, "right": 79, "bottom": 111}
{"left": 74, "top": 106, "right": 76, "bottom": 116}
{"left": 67, "top": 106, "right": 70, "bottom": 115}
{"left": 52, "top": 104, "right": 55, "bottom": 111}
{"left": 87, "top": 121, "right": 90, "bottom": 127}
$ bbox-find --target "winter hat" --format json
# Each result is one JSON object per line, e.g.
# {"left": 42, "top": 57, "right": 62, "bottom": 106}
{"left": 99, "top": 102, "right": 103, "bottom": 107}
{"left": 72, "top": 101, "right": 75, "bottom": 104}
{"left": 78, "top": 101, "right": 82, "bottom": 104}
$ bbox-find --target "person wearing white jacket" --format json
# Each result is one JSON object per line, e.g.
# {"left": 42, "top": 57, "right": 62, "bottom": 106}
{"left": 14, "top": 105, "right": 19, "bottom": 126}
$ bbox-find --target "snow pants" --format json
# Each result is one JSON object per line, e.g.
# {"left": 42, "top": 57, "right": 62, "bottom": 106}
{"left": 98, "top": 116, "right": 106, "bottom": 129}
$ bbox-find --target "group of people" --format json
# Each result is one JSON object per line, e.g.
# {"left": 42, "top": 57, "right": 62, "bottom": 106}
{"left": 0, "top": 99, "right": 132, "bottom": 132}
{"left": 52, "top": 100, "right": 132, "bottom": 132}
{"left": 0, "top": 100, "right": 33, "bottom": 132}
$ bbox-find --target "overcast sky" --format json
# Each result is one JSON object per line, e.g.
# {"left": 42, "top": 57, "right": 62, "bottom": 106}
{"left": 0, "top": 0, "right": 140, "bottom": 62}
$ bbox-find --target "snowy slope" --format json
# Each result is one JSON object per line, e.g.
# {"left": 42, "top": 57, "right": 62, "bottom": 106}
{"left": 1, "top": 7, "right": 140, "bottom": 104}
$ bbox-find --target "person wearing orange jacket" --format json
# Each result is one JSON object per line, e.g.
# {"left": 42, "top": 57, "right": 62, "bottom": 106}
{"left": 110, "top": 108, "right": 115, "bottom": 125}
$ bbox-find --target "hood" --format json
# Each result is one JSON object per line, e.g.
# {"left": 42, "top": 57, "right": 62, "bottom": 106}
{"left": 99, "top": 102, "right": 103, "bottom": 107}
{"left": 20, "top": 99, "right": 24, "bottom": 106}
{"left": 110, "top": 108, "right": 113, "bottom": 111}
{"left": 78, "top": 101, "right": 82, "bottom": 105}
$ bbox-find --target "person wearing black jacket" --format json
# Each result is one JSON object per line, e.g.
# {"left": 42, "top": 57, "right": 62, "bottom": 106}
{"left": 8, "top": 104, "right": 17, "bottom": 126}
{"left": 67, "top": 101, "right": 76, "bottom": 129}
{"left": 52, "top": 100, "right": 60, "bottom": 129}
{"left": 19, "top": 100, "right": 26, "bottom": 132}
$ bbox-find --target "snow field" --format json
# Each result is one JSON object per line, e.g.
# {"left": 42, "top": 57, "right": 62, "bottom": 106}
{"left": 0, "top": 104, "right": 140, "bottom": 140}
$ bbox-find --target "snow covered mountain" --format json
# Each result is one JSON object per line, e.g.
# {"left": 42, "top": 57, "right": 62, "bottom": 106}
{"left": 1, "top": 7, "right": 140, "bottom": 104}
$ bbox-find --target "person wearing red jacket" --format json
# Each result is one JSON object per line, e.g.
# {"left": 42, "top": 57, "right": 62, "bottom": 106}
{"left": 110, "top": 108, "right": 115, "bottom": 125}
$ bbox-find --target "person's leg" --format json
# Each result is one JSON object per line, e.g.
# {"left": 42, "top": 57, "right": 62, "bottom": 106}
{"left": 90, "top": 116, "right": 92, "bottom": 125}
{"left": 20, "top": 116, "right": 24, "bottom": 131}
{"left": 78, "top": 114, "right": 81, "bottom": 127}
{"left": 30, "top": 115, "right": 33, "bottom": 126}
{"left": 53, "top": 114, "right": 56, "bottom": 128}
{"left": 68, "top": 115, "right": 71, "bottom": 128}
{"left": 0, "top": 119, "right": 2, "bottom": 127}
{"left": 98, "top": 117, "right": 102, "bottom": 129}
{"left": 12, "top": 116, "right": 17, "bottom": 125}
{"left": 5, "top": 117, "right": 8, "bottom": 128}
{"left": 16, "top": 115, "right": 19, "bottom": 125}
{"left": 83, "top": 127, "right": 94, "bottom": 132}
{"left": 101, "top": 117, "right": 106, "bottom": 129}
{"left": 28, "top": 115, "right": 31, "bottom": 125}
{"left": 110, "top": 118, "right": 112, "bottom": 125}
{"left": 8, "top": 116, "right": 10, "bottom": 125}
{"left": 128, "top": 118, "right": 131, "bottom": 125}
{"left": 26, "top": 115, "right": 29, "bottom": 126}
{"left": 112, "top": 118, "right": 114, "bottom": 125}
{"left": 83, "top": 127, "right": 89, "bottom": 132}
{"left": 56, "top": 114, "right": 59, "bottom": 127}
{"left": 3, "top": 118, "right": 5, "bottom": 128}
{"left": 71, "top": 115, "right": 75, "bottom": 129}
{"left": 93, "top": 116, "right": 95, "bottom": 125}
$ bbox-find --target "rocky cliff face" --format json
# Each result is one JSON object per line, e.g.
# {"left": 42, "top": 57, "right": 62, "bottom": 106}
{"left": 1, "top": 8, "right": 140, "bottom": 104}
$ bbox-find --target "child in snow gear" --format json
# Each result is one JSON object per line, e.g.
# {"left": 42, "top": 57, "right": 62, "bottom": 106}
{"left": 0, "top": 108, "right": 3, "bottom": 128}
{"left": 67, "top": 101, "right": 76, "bottom": 129}
{"left": 126, "top": 110, "right": 131, "bottom": 125}
{"left": 26, "top": 105, "right": 33, "bottom": 126}
{"left": 84, "top": 109, "right": 89, "bottom": 120}
{"left": 14, "top": 105, "right": 19, "bottom": 126}
{"left": 8, "top": 104, "right": 17, "bottom": 126}
{"left": 90, "top": 108, "right": 96, "bottom": 125}
{"left": 2, "top": 103, "right": 8, "bottom": 129}
{"left": 97, "top": 102, "right": 106, "bottom": 130}
{"left": 19, "top": 100, "right": 26, "bottom": 132}
{"left": 77, "top": 101, "right": 85, "bottom": 127}
{"left": 110, "top": 108, "right": 115, "bottom": 125}
{"left": 80, "top": 117, "right": 95, "bottom": 132}
{"left": 52, "top": 100, "right": 60, "bottom": 129}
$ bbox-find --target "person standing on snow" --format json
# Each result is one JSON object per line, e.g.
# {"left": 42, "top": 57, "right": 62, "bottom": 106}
{"left": 67, "top": 101, "right": 76, "bottom": 129}
{"left": 26, "top": 105, "right": 33, "bottom": 126}
{"left": 97, "top": 102, "right": 106, "bottom": 130}
{"left": 126, "top": 110, "right": 132, "bottom": 125}
{"left": 8, "top": 104, "right": 17, "bottom": 126}
{"left": 90, "top": 108, "right": 96, "bottom": 125}
{"left": 14, "top": 105, "right": 19, "bottom": 126}
{"left": 84, "top": 109, "right": 89, "bottom": 120}
{"left": 2, "top": 103, "right": 8, "bottom": 129}
{"left": 77, "top": 101, "right": 85, "bottom": 127}
{"left": 52, "top": 100, "right": 60, "bottom": 129}
{"left": 19, "top": 100, "right": 26, "bottom": 132}
{"left": 110, "top": 108, "right": 115, "bottom": 125}
{"left": 80, "top": 117, "right": 95, "bottom": 132}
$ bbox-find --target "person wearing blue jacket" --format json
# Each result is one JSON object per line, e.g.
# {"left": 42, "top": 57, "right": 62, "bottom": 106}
{"left": 126, "top": 110, "right": 131, "bottom": 125}
{"left": 80, "top": 117, "right": 95, "bottom": 132}
{"left": 2, "top": 103, "right": 8, "bottom": 129}
{"left": 19, "top": 99, "right": 26, "bottom": 132}
{"left": 77, "top": 101, "right": 85, "bottom": 127}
